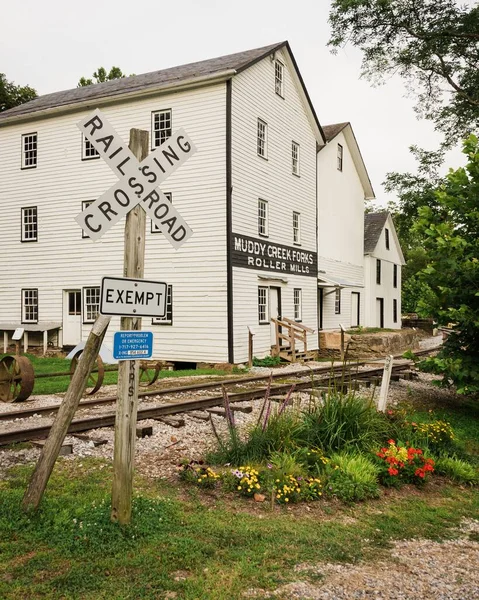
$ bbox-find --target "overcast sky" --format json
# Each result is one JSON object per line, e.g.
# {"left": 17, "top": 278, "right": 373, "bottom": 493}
{"left": 1, "top": 0, "right": 463, "bottom": 204}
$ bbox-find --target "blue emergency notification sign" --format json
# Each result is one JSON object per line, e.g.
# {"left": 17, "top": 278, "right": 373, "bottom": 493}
{"left": 113, "top": 331, "right": 153, "bottom": 360}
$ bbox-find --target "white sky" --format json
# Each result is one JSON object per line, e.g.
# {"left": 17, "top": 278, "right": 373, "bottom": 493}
{"left": 1, "top": 0, "right": 463, "bottom": 205}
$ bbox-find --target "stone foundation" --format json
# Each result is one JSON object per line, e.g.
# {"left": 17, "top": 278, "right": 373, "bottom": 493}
{"left": 319, "top": 328, "right": 425, "bottom": 359}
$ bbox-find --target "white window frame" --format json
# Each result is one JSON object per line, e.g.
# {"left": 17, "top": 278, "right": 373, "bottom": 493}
{"left": 293, "top": 211, "right": 301, "bottom": 245}
{"left": 275, "top": 60, "right": 284, "bottom": 97}
{"left": 294, "top": 288, "right": 302, "bottom": 322}
{"left": 152, "top": 285, "right": 173, "bottom": 325}
{"left": 258, "top": 286, "right": 268, "bottom": 324}
{"left": 82, "top": 134, "right": 100, "bottom": 160}
{"left": 22, "top": 289, "right": 38, "bottom": 323}
{"left": 151, "top": 193, "right": 172, "bottom": 232}
{"left": 83, "top": 287, "right": 100, "bottom": 323}
{"left": 257, "top": 118, "right": 268, "bottom": 159}
{"left": 292, "top": 141, "right": 300, "bottom": 176}
{"left": 21, "top": 206, "right": 38, "bottom": 242}
{"left": 335, "top": 288, "right": 341, "bottom": 315}
{"left": 21, "top": 132, "right": 37, "bottom": 169}
{"left": 151, "top": 109, "right": 172, "bottom": 149}
{"left": 258, "top": 199, "right": 268, "bottom": 237}
{"left": 337, "top": 143, "right": 343, "bottom": 171}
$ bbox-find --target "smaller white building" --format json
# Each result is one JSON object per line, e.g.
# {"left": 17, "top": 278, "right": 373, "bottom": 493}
{"left": 363, "top": 212, "right": 404, "bottom": 329}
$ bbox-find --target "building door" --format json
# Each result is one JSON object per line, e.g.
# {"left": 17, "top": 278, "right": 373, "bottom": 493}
{"left": 269, "top": 287, "right": 281, "bottom": 346}
{"left": 63, "top": 290, "right": 82, "bottom": 346}
{"left": 376, "top": 297, "right": 384, "bottom": 329}
{"left": 351, "top": 292, "right": 360, "bottom": 327}
{"left": 318, "top": 288, "right": 323, "bottom": 330}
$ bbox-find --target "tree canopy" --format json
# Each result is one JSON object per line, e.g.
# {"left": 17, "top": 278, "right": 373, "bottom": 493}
{"left": 328, "top": 0, "right": 479, "bottom": 145}
{"left": 0, "top": 73, "right": 37, "bottom": 112}
{"left": 78, "top": 67, "right": 131, "bottom": 87}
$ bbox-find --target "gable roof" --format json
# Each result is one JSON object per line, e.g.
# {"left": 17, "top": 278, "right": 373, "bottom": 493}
{"left": 364, "top": 212, "right": 389, "bottom": 253}
{"left": 0, "top": 41, "right": 324, "bottom": 143}
{"left": 319, "top": 121, "right": 375, "bottom": 199}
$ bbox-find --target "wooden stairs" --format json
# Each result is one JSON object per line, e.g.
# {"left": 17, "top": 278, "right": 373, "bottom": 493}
{"left": 271, "top": 317, "right": 316, "bottom": 362}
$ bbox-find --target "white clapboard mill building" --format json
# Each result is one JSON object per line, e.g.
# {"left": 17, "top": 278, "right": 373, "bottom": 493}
{"left": 0, "top": 42, "right": 326, "bottom": 364}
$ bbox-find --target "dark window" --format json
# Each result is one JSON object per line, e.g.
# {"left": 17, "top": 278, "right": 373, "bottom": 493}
{"left": 83, "top": 287, "right": 100, "bottom": 322}
{"left": 393, "top": 299, "right": 398, "bottom": 323}
{"left": 152, "top": 110, "right": 172, "bottom": 148}
{"left": 22, "top": 289, "right": 38, "bottom": 323}
{"left": 152, "top": 285, "right": 173, "bottom": 325}
{"left": 335, "top": 288, "right": 341, "bottom": 314}
{"left": 81, "top": 201, "right": 94, "bottom": 238}
{"left": 258, "top": 199, "right": 268, "bottom": 237}
{"left": 22, "top": 133, "right": 37, "bottom": 168}
{"left": 258, "top": 287, "right": 268, "bottom": 323}
{"left": 385, "top": 228, "right": 390, "bottom": 249}
{"left": 275, "top": 60, "right": 284, "bottom": 97}
{"left": 292, "top": 141, "right": 300, "bottom": 175}
{"left": 68, "top": 291, "right": 81, "bottom": 315}
{"left": 82, "top": 135, "right": 99, "bottom": 160}
{"left": 393, "top": 264, "right": 398, "bottom": 288}
{"left": 21, "top": 206, "right": 38, "bottom": 242}
{"left": 257, "top": 119, "right": 267, "bottom": 158}
{"left": 151, "top": 193, "right": 172, "bottom": 232}
{"left": 337, "top": 143, "right": 343, "bottom": 171}
{"left": 376, "top": 259, "right": 381, "bottom": 285}
{"left": 294, "top": 288, "right": 302, "bottom": 321}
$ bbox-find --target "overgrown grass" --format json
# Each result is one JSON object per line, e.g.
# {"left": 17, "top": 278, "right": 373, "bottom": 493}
{"left": 0, "top": 460, "right": 478, "bottom": 599}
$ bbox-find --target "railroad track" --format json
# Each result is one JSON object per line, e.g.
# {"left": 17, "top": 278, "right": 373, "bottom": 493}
{"left": 0, "top": 357, "right": 422, "bottom": 446}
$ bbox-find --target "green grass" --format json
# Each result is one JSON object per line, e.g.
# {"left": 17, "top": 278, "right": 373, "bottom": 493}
{"left": 0, "top": 354, "right": 232, "bottom": 395}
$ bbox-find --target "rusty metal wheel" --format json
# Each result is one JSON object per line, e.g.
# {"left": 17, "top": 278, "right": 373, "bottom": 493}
{"left": 0, "top": 355, "right": 34, "bottom": 402}
{"left": 70, "top": 351, "right": 104, "bottom": 395}
{"left": 139, "top": 361, "right": 161, "bottom": 387}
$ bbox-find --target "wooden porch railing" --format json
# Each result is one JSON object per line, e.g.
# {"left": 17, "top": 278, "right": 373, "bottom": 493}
{"left": 271, "top": 317, "right": 315, "bottom": 362}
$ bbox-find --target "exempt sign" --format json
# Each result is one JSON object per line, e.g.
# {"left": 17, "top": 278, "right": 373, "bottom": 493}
{"left": 100, "top": 276, "right": 167, "bottom": 318}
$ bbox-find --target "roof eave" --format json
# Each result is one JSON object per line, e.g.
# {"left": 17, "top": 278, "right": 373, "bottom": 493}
{"left": 0, "top": 69, "right": 236, "bottom": 128}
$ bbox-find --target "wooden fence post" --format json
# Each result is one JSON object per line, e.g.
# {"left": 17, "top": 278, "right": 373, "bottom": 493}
{"left": 377, "top": 355, "right": 394, "bottom": 412}
{"left": 110, "top": 129, "right": 149, "bottom": 525}
{"left": 22, "top": 314, "right": 111, "bottom": 512}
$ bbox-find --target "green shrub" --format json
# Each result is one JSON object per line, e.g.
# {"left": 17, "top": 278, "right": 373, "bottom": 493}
{"left": 434, "top": 456, "right": 479, "bottom": 486}
{"left": 324, "top": 452, "right": 380, "bottom": 503}
{"left": 252, "top": 355, "right": 282, "bottom": 367}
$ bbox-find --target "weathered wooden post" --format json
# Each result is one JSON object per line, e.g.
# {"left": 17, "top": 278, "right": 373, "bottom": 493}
{"left": 377, "top": 355, "right": 394, "bottom": 412}
{"left": 110, "top": 129, "right": 148, "bottom": 525}
{"left": 248, "top": 326, "right": 255, "bottom": 368}
{"left": 22, "top": 314, "right": 110, "bottom": 511}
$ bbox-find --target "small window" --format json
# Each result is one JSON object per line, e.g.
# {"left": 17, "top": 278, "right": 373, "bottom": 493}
{"left": 393, "top": 299, "right": 398, "bottom": 323}
{"left": 152, "top": 285, "right": 173, "bottom": 325}
{"left": 293, "top": 211, "right": 301, "bottom": 245}
{"left": 337, "top": 143, "right": 343, "bottom": 171}
{"left": 258, "top": 199, "right": 268, "bottom": 237}
{"left": 68, "top": 291, "right": 81, "bottom": 316}
{"left": 275, "top": 60, "right": 284, "bottom": 97}
{"left": 294, "top": 288, "right": 302, "bottom": 321}
{"left": 82, "top": 135, "right": 100, "bottom": 160}
{"left": 81, "top": 201, "right": 94, "bottom": 239}
{"left": 393, "top": 264, "right": 398, "bottom": 288}
{"left": 257, "top": 119, "right": 268, "bottom": 158}
{"left": 376, "top": 259, "right": 381, "bottom": 285}
{"left": 22, "top": 133, "right": 37, "bottom": 168}
{"left": 84, "top": 287, "right": 100, "bottom": 323}
{"left": 22, "top": 289, "right": 38, "bottom": 323}
{"left": 151, "top": 193, "right": 172, "bottom": 232}
{"left": 335, "top": 288, "right": 341, "bottom": 314}
{"left": 258, "top": 287, "right": 268, "bottom": 323}
{"left": 21, "top": 206, "right": 38, "bottom": 242}
{"left": 292, "top": 141, "right": 300, "bottom": 176}
{"left": 151, "top": 109, "right": 172, "bottom": 148}
{"left": 385, "top": 228, "right": 390, "bottom": 250}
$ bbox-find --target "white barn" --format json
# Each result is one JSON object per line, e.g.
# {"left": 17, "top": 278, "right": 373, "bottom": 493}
{"left": 363, "top": 212, "right": 405, "bottom": 329}
{"left": 0, "top": 42, "right": 324, "bottom": 364}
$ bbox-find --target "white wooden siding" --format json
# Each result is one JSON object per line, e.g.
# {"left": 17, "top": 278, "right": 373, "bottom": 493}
{"left": 0, "top": 84, "right": 229, "bottom": 361}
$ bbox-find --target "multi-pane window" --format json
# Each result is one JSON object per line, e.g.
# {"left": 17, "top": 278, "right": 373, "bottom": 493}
{"left": 393, "top": 264, "right": 398, "bottom": 288}
{"left": 21, "top": 207, "right": 38, "bottom": 242}
{"left": 22, "top": 133, "right": 37, "bottom": 168}
{"left": 257, "top": 119, "right": 267, "bottom": 158}
{"left": 292, "top": 141, "right": 300, "bottom": 175}
{"left": 335, "top": 288, "right": 341, "bottom": 314}
{"left": 385, "top": 228, "right": 390, "bottom": 250}
{"left": 376, "top": 259, "right": 382, "bottom": 285}
{"left": 152, "top": 109, "right": 172, "bottom": 148}
{"left": 68, "top": 291, "right": 81, "bottom": 315}
{"left": 337, "top": 143, "right": 343, "bottom": 171}
{"left": 275, "top": 60, "right": 284, "bottom": 97}
{"left": 151, "top": 193, "right": 172, "bottom": 232}
{"left": 84, "top": 287, "right": 100, "bottom": 323}
{"left": 393, "top": 299, "right": 398, "bottom": 323}
{"left": 258, "top": 199, "right": 268, "bottom": 236}
{"left": 22, "top": 289, "right": 38, "bottom": 323}
{"left": 258, "top": 287, "right": 268, "bottom": 323}
{"left": 293, "top": 211, "right": 301, "bottom": 245}
{"left": 294, "top": 288, "right": 302, "bottom": 321}
{"left": 82, "top": 135, "right": 99, "bottom": 160}
{"left": 81, "top": 201, "right": 94, "bottom": 238}
{"left": 152, "top": 285, "right": 173, "bottom": 325}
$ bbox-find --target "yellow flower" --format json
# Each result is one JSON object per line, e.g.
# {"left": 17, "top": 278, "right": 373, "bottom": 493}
{"left": 237, "top": 486, "right": 242, "bottom": 490}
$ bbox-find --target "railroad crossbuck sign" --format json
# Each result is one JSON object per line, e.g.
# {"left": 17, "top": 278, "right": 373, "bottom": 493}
{"left": 75, "top": 109, "right": 196, "bottom": 247}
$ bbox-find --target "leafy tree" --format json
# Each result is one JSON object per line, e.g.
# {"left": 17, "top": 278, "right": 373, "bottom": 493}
{"left": 328, "top": 0, "right": 479, "bottom": 145}
{"left": 0, "top": 73, "right": 37, "bottom": 112}
{"left": 415, "top": 135, "right": 479, "bottom": 394}
{"left": 78, "top": 66, "right": 131, "bottom": 87}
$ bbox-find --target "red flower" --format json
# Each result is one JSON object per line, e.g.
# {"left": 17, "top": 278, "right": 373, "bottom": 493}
{"left": 388, "top": 439, "right": 395, "bottom": 445}
{"left": 388, "top": 467, "right": 399, "bottom": 476}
